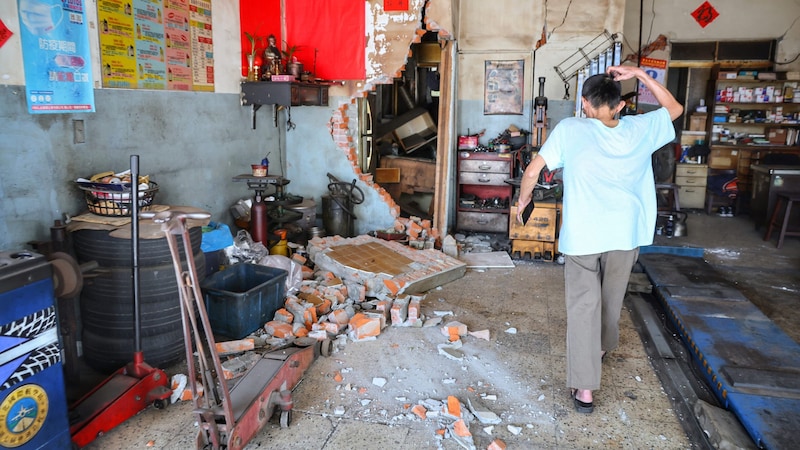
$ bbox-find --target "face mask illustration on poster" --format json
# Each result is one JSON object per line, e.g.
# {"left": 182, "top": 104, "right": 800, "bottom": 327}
{"left": 19, "top": 0, "right": 63, "bottom": 36}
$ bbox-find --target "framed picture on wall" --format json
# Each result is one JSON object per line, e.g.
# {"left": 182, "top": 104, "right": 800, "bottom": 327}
{"left": 484, "top": 60, "right": 524, "bottom": 115}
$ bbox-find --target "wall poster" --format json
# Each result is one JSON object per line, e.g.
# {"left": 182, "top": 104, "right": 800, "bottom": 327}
{"left": 97, "top": 0, "right": 213, "bottom": 91}
{"left": 17, "top": 0, "right": 95, "bottom": 113}
{"left": 637, "top": 57, "right": 667, "bottom": 106}
{"left": 484, "top": 60, "right": 523, "bottom": 115}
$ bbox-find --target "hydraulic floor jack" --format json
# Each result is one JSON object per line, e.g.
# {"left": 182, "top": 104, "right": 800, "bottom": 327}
{"left": 147, "top": 210, "right": 330, "bottom": 450}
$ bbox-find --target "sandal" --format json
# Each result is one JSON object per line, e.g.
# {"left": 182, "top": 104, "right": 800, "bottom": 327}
{"left": 571, "top": 389, "right": 594, "bottom": 414}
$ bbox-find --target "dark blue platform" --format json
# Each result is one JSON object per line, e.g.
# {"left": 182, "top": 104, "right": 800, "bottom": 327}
{"left": 639, "top": 253, "right": 800, "bottom": 450}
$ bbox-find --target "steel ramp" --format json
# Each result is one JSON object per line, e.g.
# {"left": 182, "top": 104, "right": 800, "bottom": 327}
{"left": 639, "top": 253, "right": 800, "bottom": 450}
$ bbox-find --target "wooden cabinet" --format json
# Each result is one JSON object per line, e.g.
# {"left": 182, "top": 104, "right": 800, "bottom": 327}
{"left": 241, "top": 81, "right": 329, "bottom": 107}
{"left": 675, "top": 163, "right": 708, "bottom": 209}
{"left": 704, "top": 67, "right": 800, "bottom": 209}
{"left": 456, "top": 152, "right": 514, "bottom": 233}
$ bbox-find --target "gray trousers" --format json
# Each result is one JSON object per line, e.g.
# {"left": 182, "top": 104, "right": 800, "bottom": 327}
{"left": 564, "top": 249, "right": 639, "bottom": 390}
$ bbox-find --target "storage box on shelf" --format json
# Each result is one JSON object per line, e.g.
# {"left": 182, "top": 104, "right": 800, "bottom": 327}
{"left": 674, "top": 163, "right": 708, "bottom": 209}
{"left": 704, "top": 66, "right": 800, "bottom": 211}
{"left": 456, "top": 151, "right": 514, "bottom": 233}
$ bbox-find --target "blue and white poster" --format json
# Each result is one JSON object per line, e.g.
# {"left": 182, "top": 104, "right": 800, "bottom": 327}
{"left": 17, "top": 0, "right": 95, "bottom": 113}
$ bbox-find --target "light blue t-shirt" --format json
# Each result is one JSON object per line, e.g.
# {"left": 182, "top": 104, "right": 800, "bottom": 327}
{"left": 538, "top": 107, "right": 675, "bottom": 256}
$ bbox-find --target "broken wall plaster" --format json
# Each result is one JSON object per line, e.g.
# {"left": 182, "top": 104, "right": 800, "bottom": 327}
{"left": 335, "top": 1, "right": 452, "bottom": 221}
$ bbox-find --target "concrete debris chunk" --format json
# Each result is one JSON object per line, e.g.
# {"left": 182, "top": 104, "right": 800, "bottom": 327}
{"left": 448, "top": 419, "right": 476, "bottom": 450}
{"left": 423, "top": 316, "right": 442, "bottom": 327}
{"left": 466, "top": 398, "right": 502, "bottom": 425}
{"left": 438, "top": 342, "right": 464, "bottom": 361}
{"left": 468, "top": 329, "right": 490, "bottom": 341}
{"left": 483, "top": 425, "right": 494, "bottom": 435}
{"left": 348, "top": 313, "right": 381, "bottom": 340}
{"left": 441, "top": 321, "right": 468, "bottom": 341}
{"left": 488, "top": 439, "right": 507, "bottom": 450}
{"left": 391, "top": 295, "right": 410, "bottom": 325}
{"left": 221, "top": 352, "right": 260, "bottom": 380}
{"left": 411, "top": 404, "right": 427, "bottom": 420}
{"left": 442, "top": 395, "right": 462, "bottom": 420}
{"left": 504, "top": 327, "right": 517, "bottom": 334}
{"left": 507, "top": 424, "right": 522, "bottom": 436}
{"left": 334, "top": 406, "right": 345, "bottom": 415}
{"left": 215, "top": 338, "right": 255, "bottom": 356}
{"left": 421, "top": 398, "right": 442, "bottom": 411}
{"left": 372, "top": 377, "right": 387, "bottom": 387}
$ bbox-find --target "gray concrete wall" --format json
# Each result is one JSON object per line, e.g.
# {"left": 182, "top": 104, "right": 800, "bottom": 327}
{"left": 0, "top": 85, "right": 281, "bottom": 249}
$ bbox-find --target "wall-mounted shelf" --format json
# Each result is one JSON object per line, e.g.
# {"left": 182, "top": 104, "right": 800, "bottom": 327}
{"left": 240, "top": 81, "right": 330, "bottom": 128}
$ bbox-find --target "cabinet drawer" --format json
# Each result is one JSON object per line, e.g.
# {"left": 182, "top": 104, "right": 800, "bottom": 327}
{"left": 459, "top": 172, "right": 511, "bottom": 186}
{"left": 457, "top": 212, "right": 508, "bottom": 233}
{"left": 459, "top": 159, "right": 511, "bottom": 174}
{"left": 675, "top": 176, "right": 708, "bottom": 187}
{"left": 675, "top": 164, "right": 708, "bottom": 177}
{"left": 679, "top": 186, "right": 706, "bottom": 209}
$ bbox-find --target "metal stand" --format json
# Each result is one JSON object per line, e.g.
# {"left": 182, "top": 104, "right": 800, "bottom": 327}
{"left": 146, "top": 209, "right": 330, "bottom": 450}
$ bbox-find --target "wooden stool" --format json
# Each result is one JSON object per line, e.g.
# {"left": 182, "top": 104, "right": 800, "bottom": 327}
{"left": 763, "top": 192, "right": 800, "bottom": 248}
{"left": 656, "top": 183, "right": 681, "bottom": 212}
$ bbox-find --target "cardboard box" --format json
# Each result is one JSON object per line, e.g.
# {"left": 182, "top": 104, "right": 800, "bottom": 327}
{"left": 768, "top": 128, "right": 788, "bottom": 144}
{"left": 689, "top": 114, "right": 707, "bottom": 131}
{"left": 394, "top": 112, "right": 437, "bottom": 153}
{"left": 708, "top": 148, "right": 739, "bottom": 170}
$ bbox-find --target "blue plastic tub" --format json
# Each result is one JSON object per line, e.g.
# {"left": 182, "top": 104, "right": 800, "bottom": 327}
{"left": 201, "top": 263, "right": 287, "bottom": 339}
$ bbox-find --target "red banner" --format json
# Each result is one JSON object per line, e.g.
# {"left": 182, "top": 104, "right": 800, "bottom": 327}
{"left": 286, "top": 0, "right": 365, "bottom": 80}
{"left": 239, "top": 0, "right": 281, "bottom": 77}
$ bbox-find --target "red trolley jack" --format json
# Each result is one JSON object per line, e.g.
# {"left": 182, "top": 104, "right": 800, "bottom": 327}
{"left": 148, "top": 209, "right": 331, "bottom": 450}
{"left": 70, "top": 156, "right": 172, "bottom": 448}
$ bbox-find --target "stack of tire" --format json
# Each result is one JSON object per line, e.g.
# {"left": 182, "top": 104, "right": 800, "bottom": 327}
{"left": 72, "top": 227, "right": 205, "bottom": 373}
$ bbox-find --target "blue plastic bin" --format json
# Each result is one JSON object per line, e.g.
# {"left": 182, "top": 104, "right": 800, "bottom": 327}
{"left": 201, "top": 263, "right": 287, "bottom": 339}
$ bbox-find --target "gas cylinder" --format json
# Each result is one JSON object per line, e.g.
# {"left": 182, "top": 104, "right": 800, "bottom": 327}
{"left": 250, "top": 193, "right": 268, "bottom": 245}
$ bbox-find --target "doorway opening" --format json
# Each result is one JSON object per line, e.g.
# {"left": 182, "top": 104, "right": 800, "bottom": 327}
{"left": 358, "top": 30, "right": 442, "bottom": 221}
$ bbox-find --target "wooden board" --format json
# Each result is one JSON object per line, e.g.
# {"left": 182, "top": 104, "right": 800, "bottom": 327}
{"left": 459, "top": 251, "right": 515, "bottom": 269}
{"left": 375, "top": 168, "right": 400, "bottom": 184}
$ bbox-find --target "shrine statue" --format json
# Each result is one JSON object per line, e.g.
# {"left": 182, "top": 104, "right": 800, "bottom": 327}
{"left": 263, "top": 34, "right": 281, "bottom": 77}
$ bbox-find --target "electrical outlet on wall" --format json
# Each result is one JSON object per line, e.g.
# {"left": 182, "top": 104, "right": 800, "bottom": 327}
{"left": 73, "top": 119, "right": 85, "bottom": 144}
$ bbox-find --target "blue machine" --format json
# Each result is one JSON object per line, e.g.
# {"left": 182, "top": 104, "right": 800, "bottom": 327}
{"left": 640, "top": 253, "right": 800, "bottom": 450}
{"left": 0, "top": 251, "right": 71, "bottom": 449}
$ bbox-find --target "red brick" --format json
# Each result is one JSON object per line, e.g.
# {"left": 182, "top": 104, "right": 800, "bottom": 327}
{"left": 348, "top": 313, "right": 381, "bottom": 340}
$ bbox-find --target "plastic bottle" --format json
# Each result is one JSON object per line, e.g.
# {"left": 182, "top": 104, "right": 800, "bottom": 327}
{"left": 261, "top": 155, "right": 269, "bottom": 175}
{"left": 270, "top": 228, "right": 289, "bottom": 256}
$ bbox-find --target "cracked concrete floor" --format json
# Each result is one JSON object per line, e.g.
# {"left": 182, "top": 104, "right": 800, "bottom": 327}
{"left": 77, "top": 211, "right": 800, "bottom": 449}
{"left": 81, "top": 262, "right": 691, "bottom": 450}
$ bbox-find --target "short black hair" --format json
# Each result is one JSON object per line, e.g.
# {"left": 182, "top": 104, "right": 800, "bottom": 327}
{"left": 582, "top": 74, "right": 621, "bottom": 109}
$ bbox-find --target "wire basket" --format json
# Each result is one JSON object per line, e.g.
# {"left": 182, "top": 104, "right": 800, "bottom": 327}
{"left": 78, "top": 182, "right": 159, "bottom": 217}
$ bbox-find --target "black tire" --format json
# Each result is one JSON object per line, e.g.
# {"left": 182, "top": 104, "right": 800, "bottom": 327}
{"left": 71, "top": 227, "right": 203, "bottom": 267}
{"left": 81, "top": 326, "right": 185, "bottom": 374}
{"left": 80, "top": 252, "right": 205, "bottom": 338}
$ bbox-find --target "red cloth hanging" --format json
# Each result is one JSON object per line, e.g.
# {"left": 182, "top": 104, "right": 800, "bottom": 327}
{"left": 285, "top": 0, "right": 365, "bottom": 80}
{"left": 239, "top": 0, "right": 281, "bottom": 77}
